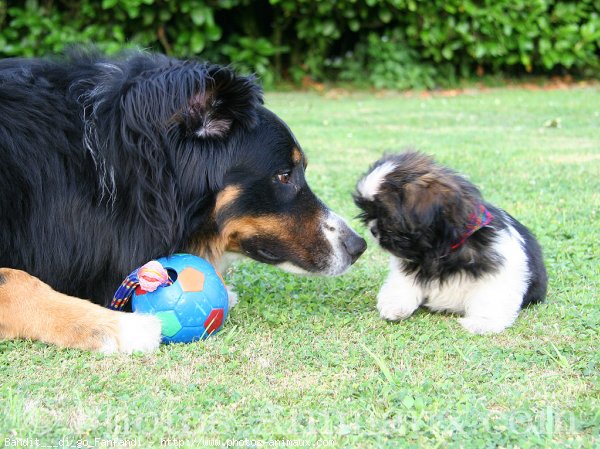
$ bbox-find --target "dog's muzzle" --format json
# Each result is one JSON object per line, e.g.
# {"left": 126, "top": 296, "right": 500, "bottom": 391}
{"left": 321, "top": 212, "right": 367, "bottom": 275}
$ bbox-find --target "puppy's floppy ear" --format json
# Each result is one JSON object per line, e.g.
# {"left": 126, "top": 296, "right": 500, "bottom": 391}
{"left": 400, "top": 172, "right": 467, "bottom": 230}
{"left": 185, "top": 65, "right": 263, "bottom": 139}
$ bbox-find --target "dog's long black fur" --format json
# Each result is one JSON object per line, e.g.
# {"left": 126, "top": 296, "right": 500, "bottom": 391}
{"left": 0, "top": 50, "right": 266, "bottom": 305}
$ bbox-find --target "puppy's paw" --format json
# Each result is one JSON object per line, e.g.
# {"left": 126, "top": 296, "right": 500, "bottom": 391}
{"left": 226, "top": 286, "right": 238, "bottom": 310}
{"left": 377, "top": 290, "right": 418, "bottom": 321}
{"left": 101, "top": 313, "right": 162, "bottom": 354}
{"left": 458, "top": 316, "right": 512, "bottom": 335}
{"left": 377, "top": 302, "right": 418, "bottom": 321}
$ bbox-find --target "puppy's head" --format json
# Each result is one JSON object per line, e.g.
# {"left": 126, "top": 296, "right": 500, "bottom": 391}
{"left": 354, "top": 152, "right": 482, "bottom": 259}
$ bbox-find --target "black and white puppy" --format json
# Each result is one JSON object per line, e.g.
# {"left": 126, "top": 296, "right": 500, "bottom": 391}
{"left": 354, "top": 152, "right": 547, "bottom": 334}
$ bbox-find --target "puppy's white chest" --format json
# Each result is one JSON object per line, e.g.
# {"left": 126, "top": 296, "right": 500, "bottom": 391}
{"left": 421, "top": 277, "right": 474, "bottom": 315}
{"left": 384, "top": 257, "right": 472, "bottom": 315}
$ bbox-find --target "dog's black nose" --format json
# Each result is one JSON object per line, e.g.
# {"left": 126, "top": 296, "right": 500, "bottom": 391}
{"left": 343, "top": 233, "right": 367, "bottom": 263}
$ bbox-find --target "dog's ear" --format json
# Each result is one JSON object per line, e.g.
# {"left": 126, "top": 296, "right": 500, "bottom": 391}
{"left": 400, "top": 172, "right": 471, "bottom": 231}
{"left": 120, "top": 60, "right": 263, "bottom": 141}
{"left": 185, "top": 66, "right": 263, "bottom": 139}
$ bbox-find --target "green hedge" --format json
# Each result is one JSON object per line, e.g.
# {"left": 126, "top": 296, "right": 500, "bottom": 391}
{"left": 1, "top": 0, "right": 599, "bottom": 88}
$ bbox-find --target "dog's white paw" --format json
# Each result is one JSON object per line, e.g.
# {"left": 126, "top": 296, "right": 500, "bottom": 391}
{"left": 376, "top": 265, "right": 422, "bottom": 322}
{"left": 377, "top": 289, "right": 419, "bottom": 321}
{"left": 377, "top": 301, "right": 418, "bottom": 321}
{"left": 458, "top": 316, "right": 513, "bottom": 335}
{"left": 227, "top": 286, "right": 238, "bottom": 310}
{"left": 101, "top": 313, "right": 162, "bottom": 354}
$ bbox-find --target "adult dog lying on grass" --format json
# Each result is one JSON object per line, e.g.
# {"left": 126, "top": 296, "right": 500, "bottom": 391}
{"left": 0, "top": 49, "right": 366, "bottom": 353}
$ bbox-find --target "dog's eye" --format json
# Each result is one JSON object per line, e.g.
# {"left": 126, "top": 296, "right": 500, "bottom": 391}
{"left": 276, "top": 172, "right": 291, "bottom": 184}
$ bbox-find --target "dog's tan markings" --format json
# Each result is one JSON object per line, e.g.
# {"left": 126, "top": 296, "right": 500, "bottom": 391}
{"left": 292, "top": 146, "right": 303, "bottom": 166}
{"left": 188, "top": 185, "right": 242, "bottom": 264}
{"left": 223, "top": 216, "right": 289, "bottom": 243}
{"left": 225, "top": 210, "right": 325, "bottom": 261}
{"left": 214, "top": 185, "right": 241, "bottom": 215}
{"left": 186, "top": 217, "right": 265, "bottom": 265}
{"left": 0, "top": 268, "right": 120, "bottom": 351}
{"left": 190, "top": 207, "right": 326, "bottom": 269}
{"left": 189, "top": 233, "right": 228, "bottom": 266}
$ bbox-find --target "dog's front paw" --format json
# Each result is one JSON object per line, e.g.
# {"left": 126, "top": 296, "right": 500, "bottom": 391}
{"left": 101, "top": 313, "right": 162, "bottom": 354}
{"left": 377, "top": 301, "right": 418, "bottom": 321}
{"left": 377, "top": 289, "right": 419, "bottom": 321}
{"left": 458, "top": 316, "right": 513, "bottom": 335}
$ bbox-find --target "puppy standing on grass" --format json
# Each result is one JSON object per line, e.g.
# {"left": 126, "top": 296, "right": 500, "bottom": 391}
{"left": 354, "top": 152, "right": 547, "bottom": 334}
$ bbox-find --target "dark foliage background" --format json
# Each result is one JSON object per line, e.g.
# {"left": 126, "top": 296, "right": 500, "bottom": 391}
{"left": 1, "top": 0, "right": 599, "bottom": 88}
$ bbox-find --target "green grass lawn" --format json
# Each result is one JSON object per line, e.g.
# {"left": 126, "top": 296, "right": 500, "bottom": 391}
{"left": 2, "top": 87, "right": 599, "bottom": 449}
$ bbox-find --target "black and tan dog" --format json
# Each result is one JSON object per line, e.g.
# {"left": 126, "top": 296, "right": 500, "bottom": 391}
{"left": 0, "top": 50, "right": 366, "bottom": 353}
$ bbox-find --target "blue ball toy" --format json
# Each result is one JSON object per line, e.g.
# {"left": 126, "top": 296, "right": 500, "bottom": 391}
{"left": 111, "top": 254, "right": 229, "bottom": 344}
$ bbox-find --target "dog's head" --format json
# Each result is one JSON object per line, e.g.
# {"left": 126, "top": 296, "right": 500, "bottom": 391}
{"left": 146, "top": 61, "right": 367, "bottom": 275}
{"left": 84, "top": 53, "right": 366, "bottom": 275}
{"left": 205, "top": 108, "right": 366, "bottom": 275}
{"left": 353, "top": 152, "right": 482, "bottom": 259}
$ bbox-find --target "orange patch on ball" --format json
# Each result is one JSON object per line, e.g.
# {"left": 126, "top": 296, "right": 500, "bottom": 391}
{"left": 178, "top": 267, "right": 205, "bottom": 292}
{"left": 216, "top": 270, "right": 226, "bottom": 287}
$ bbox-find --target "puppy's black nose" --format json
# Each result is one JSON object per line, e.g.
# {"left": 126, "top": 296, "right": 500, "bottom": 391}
{"left": 343, "top": 233, "right": 367, "bottom": 263}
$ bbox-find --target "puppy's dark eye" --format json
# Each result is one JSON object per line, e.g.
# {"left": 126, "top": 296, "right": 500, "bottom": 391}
{"left": 276, "top": 172, "right": 291, "bottom": 184}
